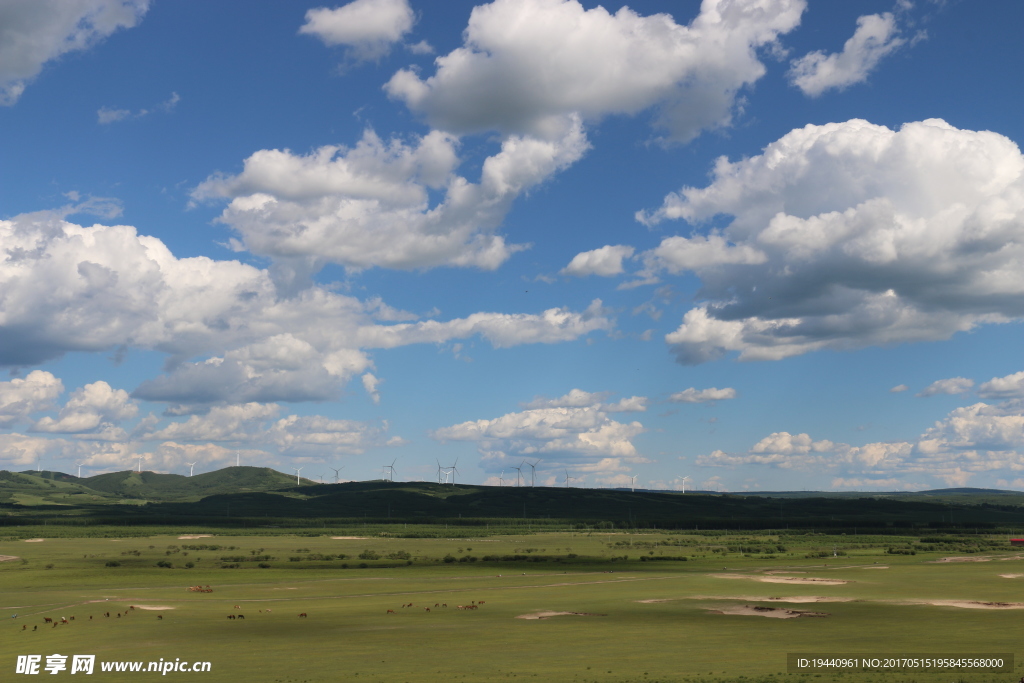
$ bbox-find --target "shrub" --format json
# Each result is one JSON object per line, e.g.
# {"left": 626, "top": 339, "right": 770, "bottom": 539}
{"left": 443, "top": 554, "right": 456, "bottom": 563}
{"left": 358, "top": 550, "right": 380, "bottom": 560}
{"left": 105, "top": 560, "right": 120, "bottom": 567}
{"left": 156, "top": 560, "right": 173, "bottom": 568}
{"left": 44, "top": 563, "right": 54, "bottom": 570}
{"left": 184, "top": 562, "right": 195, "bottom": 569}
{"left": 258, "top": 563, "right": 271, "bottom": 568}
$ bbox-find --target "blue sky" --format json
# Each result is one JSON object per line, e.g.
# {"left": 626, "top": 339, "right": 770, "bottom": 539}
{"left": 2, "top": 0, "right": 1024, "bottom": 491}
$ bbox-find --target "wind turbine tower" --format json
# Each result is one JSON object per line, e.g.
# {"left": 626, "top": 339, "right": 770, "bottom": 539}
{"left": 294, "top": 467, "right": 303, "bottom": 485}
{"left": 448, "top": 458, "right": 459, "bottom": 485}
{"left": 512, "top": 463, "right": 523, "bottom": 487}
{"left": 629, "top": 474, "right": 637, "bottom": 492}
{"left": 680, "top": 476, "right": 691, "bottom": 493}
{"left": 499, "top": 470, "right": 505, "bottom": 487}
{"left": 186, "top": 461, "right": 198, "bottom": 477}
{"left": 136, "top": 456, "right": 145, "bottom": 473}
{"left": 331, "top": 467, "right": 342, "bottom": 483}
{"left": 382, "top": 459, "right": 397, "bottom": 482}
{"left": 75, "top": 461, "right": 85, "bottom": 479}
{"left": 528, "top": 460, "right": 539, "bottom": 487}
{"left": 564, "top": 470, "right": 574, "bottom": 488}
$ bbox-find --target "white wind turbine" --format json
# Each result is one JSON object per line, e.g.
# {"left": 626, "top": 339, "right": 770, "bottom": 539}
{"left": 564, "top": 470, "right": 574, "bottom": 488}
{"left": 136, "top": 456, "right": 145, "bottom": 473}
{"left": 448, "top": 458, "right": 460, "bottom": 485}
{"left": 294, "top": 467, "right": 303, "bottom": 485}
{"left": 75, "top": 461, "right": 86, "bottom": 479}
{"left": 680, "top": 475, "right": 691, "bottom": 493}
{"left": 235, "top": 451, "right": 240, "bottom": 467}
{"left": 498, "top": 470, "right": 505, "bottom": 487}
{"left": 527, "top": 460, "right": 539, "bottom": 487}
{"left": 629, "top": 475, "right": 637, "bottom": 492}
{"left": 512, "top": 463, "right": 523, "bottom": 487}
{"left": 331, "top": 466, "right": 342, "bottom": 483}
{"left": 186, "top": 462, "right": 198, "bottom": 477}
{"left": 382, "top": 459, "right": 397, "bottom": 482}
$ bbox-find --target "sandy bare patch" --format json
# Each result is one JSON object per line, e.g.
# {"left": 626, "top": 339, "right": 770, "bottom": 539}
{"left": 637, "top": 599, "right": 672, "bottom": 603}
{"left": 178, "top": 535, "right": 213, "bottom": 540}
{"left": 134, "top": 605, "right": 175, "bottom": 610}
{"left": 0, "top": 555, "right": 19, "bottom": 562}
{"left": 930, "top": 556, "right": 993, "bottom": 563}
{"left": 999, "top": 573, "right": 1024, "bottom": 579}
{"left": 272, "top": 587, "right": 297, "bottom": 590}
{"left": 24, "top": 538, "right": 44, "bottom": 542}
{"left": 686, "top": 595, "right": 855, "bottom": 604}
{"left": 516, "top": 611, "right": 606, "bottom": 620}
{"left": 862, "top": 565, "right": 889, "bottom": 569}
{"left": 707, "top": 605, "right": 829, "bottom": 619}
{"left": 331, "top": 536, "right": 370, "bottom": 540}
{"left": 764, "top": 570, "right": 806, "bottom": 575}
{"left": 710, "top": 573, "right": 850, "bottom": 585}
{"left": 900, "top": 600, "right": 1024, "bottom": 610}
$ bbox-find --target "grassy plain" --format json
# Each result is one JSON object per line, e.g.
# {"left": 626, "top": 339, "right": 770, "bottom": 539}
{"left": 2, "top": 529, "right": 1023, "bottom": 683}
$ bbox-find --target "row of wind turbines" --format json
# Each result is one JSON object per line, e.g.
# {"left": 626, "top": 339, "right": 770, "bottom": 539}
{"left": 51, "top": 455, "right": 695, "bottom": 492}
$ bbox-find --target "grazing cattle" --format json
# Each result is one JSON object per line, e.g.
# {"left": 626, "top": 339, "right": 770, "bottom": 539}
{"left": 129, "top": 606, "right": 135, "bottom": 611}
{"left": 60, "top": 618, "right": 68, "bottom": 624}
{"left": 298, "top": 613, "right": 307, "bottom": 618}
{"left": 22, "top": 624, "right": 26, "bottom": 630}
{"left": 265, "top": 609, "right": 271, "bottom": 613}
{"left": 386, "top": 609, "right": 395, "bottom": 614}
{"left": 434, "top": 603, "right": 439, "bottom": 608}
{"left": 43, "top": 618, "right": 52, "bottom": 623}
{"left": 227, "top": 615, "right": 235, "bottom": 620}
{"left": 233, "top": 605, "right": 240, "bottom": 609}
{"left": 424, "top": 608, "right": 430, "bottom": 613}
{"left": 157, "top": 615, "right": 163, "bottom": 620}
{"left": 478, "top": 601, "right": 485, "bottom": 605}
{"left": 89, "top": 616, "right": 92, "bottom": 620}
{"left": 52, "top": 623, "right": 57, "bottom": 628}
{"left": 237, "top": 614, "right": 244, "bottom": 619}
{"left": 69, "top": 616, "right": 75, "bottom": 621}
{"left": 32, "top": 625, "right": 37, "bottom": 631}
{"left": 116, "top": 613, "right": 120, "bottom": 618}
{"left": 104, "top": 612, "right": 110, "bottom": 618}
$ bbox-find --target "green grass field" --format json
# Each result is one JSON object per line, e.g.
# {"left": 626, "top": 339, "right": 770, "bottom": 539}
{"left": 2, "top": 530, "right": 1022, "bottom": 682}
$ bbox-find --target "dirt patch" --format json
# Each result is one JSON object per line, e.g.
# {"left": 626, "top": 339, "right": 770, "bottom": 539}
{"left": 133, "top": 605, "right": 175, "bottom": 610}
{"left": 0, "top": 555, "right": 19, "bottom": 562}
{"left": 686, "top": 595, "right": 854, "bottom": 604}
{"left": 900, "top": 600, "right": 1024, "bottom": 610}
{"left": 999, "top": 574, "right": 1024, "bottom": 579}
{"left": 515, "top": 611, "right": 607, "bottom": 620}
{"left": 331, "top": 536, "right": 370, "bottom": 540}
{"left": 23, "top": 538, "right": 44, "bottom": 542}
{"left": 710, "top": 573, "right": 850, "bottom": 585}
{"left": 707, "top": 605, "right": 829, "bottom": 619}
{"left": 637, "top": 599, "right": 672, "bottom": 603}
{"left": 930, "top": 556, "right": 993, "bottom": 563}
{"left": 178, "top": 535, "right": 213, "bottom": 540}
{"left": 764, "top": 570, "right": 806, "bottom": 575}
{"left": 862, "top": 565, "right": 888, "bottom": 569}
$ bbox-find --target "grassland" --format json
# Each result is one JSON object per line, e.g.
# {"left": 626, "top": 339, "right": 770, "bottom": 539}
{"left": 2, "top": 528, "right": 1023, "bottom": 683}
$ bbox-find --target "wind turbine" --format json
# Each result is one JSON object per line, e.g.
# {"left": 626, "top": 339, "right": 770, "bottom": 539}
{"left": 512, "top": 463, "right": 523, "bottom": 487}
{"left": 382, "top": 458, "right": 397, "bottom": 482}
{"left": 499, "top": 470, "right": 505, "bottom": 487}
{"left": 436, "top": 459, "right": 443, "bottom": 484}
{"left": 186, "top": 462, "right": 198, "bottom": 477}
{"left": 629, "top": 474, "right": 637, "bottom": 492}
{"left": 331, "top": 466, "right": 342, "bottom": 483}
{"left": 528, "top": 460, "right": 539, "bottom": 487}
{"left": 136, "top": 456, "right": 145, "bottom": 473}
{"left": 680, "top": 476, "right": 691, "bottom": 493}
{"left": 294, "top": 467, "right": 303, "bottom": 485}
{"left": 564, "top": 470, "right": 574, "bottom": 488}
{"left": 75, "top": 461, "right": 85, "bottom": 479}
{"left": 318, "top": 473, "right": 324, "bottom": 484}
{"left": 448, "top": 458, "right": 459, "bottom": 485}
{"left": 235, "top": 451, "right": 240, "bottom": 467}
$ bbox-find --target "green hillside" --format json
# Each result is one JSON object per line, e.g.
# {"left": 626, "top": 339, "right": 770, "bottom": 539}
{"left": 76, "top": 466, "right": 306, "bottom": 501}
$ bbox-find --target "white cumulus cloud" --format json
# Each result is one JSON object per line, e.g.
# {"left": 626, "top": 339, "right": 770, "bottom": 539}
{"left": 0, "top": 0, "right": 149, "bottom": 105}
{"left": 561, "top": 245, "right": 634, "bottom": 277}
{"left": 978, "top": 371, "right": 1024, "bottom": 400}
{"left": 637, "top": 118, "right": 1024, "bottom": 365}
{"left": 300, "top": 0, "right": 415, "bottom": 61}
{"left": 788, "top": 12, "right": 906, "bottom": 97}
{"left": 385, "top": 0, "right": 805, "bottom": 141}
{"left": 33, "top": 381, "right": 137, "bottom": 434}
{"left": 668, "top": 386, "right": 737, "bottom": 403}
{"left": 0, "top": 370, "right": 63, "bottom": 426}
{"left": 917, "top": 377, "right": 974, "bottom": 397}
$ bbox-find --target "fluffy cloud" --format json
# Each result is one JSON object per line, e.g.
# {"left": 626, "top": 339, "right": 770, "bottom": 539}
{"left": 299, "top": 0, "right": 414, "bottom": 61}
{"left": 699, "top": 395, "right": 1024, "bottom": 486}
{"left": 140, "top": 403, "right": 280, "bottom": 442}
{"left": 97, "top": 91, "right": 178, "bottom": 124}
{"left": 385, "top": 0, "right": 804, "bottom": 140}
{"left": 668, "top": 386, "right": 736, "bottom": 403}
{"left": 0, "top": 0, "right": 148, "bottom": 105}
{"left": 0, "top": 210, "right": 609, "bottom": 404}
{"left": 33, "top": 381, "right": 137, "bottom": 434}
{"left": 977, "top": 371, "right": 1024, "bottom": 400}
{"left": 917, "top": 377, "right": 974, "bottom": 397}
{"left": 361, "top": 372, "right": 382, "bottom": 404}
{"left": 194, "top": 120, "right": 588, "bottom": 276}
{"left": 638, "top": 118, "right": 1024, "bottom": 364}
{"left": 522, "top": 389, "right": 646, "bottom": 412}
{"left": 890, "top": 384, "right": 909, "bottom": 393}
{"left": 788, "top": 12, "right": 906, "bottom": 96}
{"left": 561, "top": 245, "right": 634, "bottom": 277}
{"left": 0, "top": 370, "right": 63, "bottom": 426}
{"left": 432, "top": 389, "right": 646, "bottom": 474}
